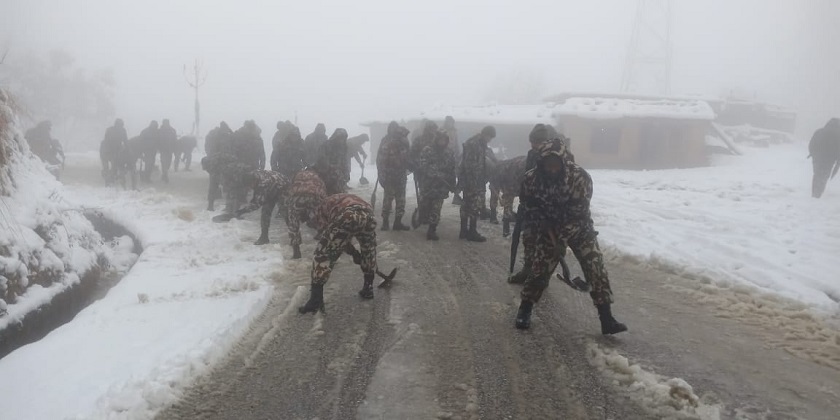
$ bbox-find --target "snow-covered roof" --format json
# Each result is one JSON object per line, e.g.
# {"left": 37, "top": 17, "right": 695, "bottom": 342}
{"left": 419, "top": 104, "right": 556, "bottom": 125}
{"left": 553, "top": 97, "right": 715, "bottom": 121}
{"left": 362, "top": 96, "right": 715, "bottom": 126}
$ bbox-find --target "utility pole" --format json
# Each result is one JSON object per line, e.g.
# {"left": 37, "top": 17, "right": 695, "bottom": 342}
{"left": 621, "top": 0, "right": 673, "bottom": 95}
{"left": 183, "top": 59, "right": 207, "bottom": 138}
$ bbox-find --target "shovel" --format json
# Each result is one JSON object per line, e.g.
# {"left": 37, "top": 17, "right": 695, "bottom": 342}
{"left": 359, "top": 157, "right": 370, "bottom": 186}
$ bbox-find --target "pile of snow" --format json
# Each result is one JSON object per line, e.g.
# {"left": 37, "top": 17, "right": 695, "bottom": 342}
{"left": 591, "top": 143, "right": 840, "bottom": 313}
{"left": 718, "top": 124, "right": 795, "bottom": 146}
{"left": 0, "top": 178, "right": 285, "bottom": 419}
{"left": 0, "top": 89, "right": 106, "bottom": 325}
{"left": 587, "top": 342, "right": 722, "bottom": 419}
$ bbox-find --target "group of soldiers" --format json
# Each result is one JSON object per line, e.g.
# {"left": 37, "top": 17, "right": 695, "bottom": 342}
{"left": 98, "top": 118, "right": 198, "bottom": 189}
{"left": 199, "top": 116, "right": 626, "bottom": 334}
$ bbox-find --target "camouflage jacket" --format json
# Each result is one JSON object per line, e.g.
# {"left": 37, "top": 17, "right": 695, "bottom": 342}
{"left": 238, "top": 170, "right": 292, "bottom": 213}
{"left": 290, "top": 169, "right": 327, "bottom": 199}
{"left": 273, "top": 137, "right": 306, "bottom": 177}
{"left": 459, "top": 134, "right": 488, "bottom": 192}
{"left": 418, "top": 144, "right": 457, "bottom": 199}
{"left": 202, "top": 152, "right": 251, "bottom": 188}
{"left": 519, "top": 162, "right": 594, "bottom": 238}
{"left": 376, "top": 133, "right": 410, "bottom": 181}
{"left": 525, "top": 136, "right": 574, "bottom": 172}
{"left": 316, "top": 137, "right": 350, "bottom": 183}
{"left": 312, "top": 193, "right": 371, "bottom": 232}
{"left": 489, "top": 155, "right": 527, "bottom": 195}
{"left": 409, "top": 132, "right": 435, "bottom": 173}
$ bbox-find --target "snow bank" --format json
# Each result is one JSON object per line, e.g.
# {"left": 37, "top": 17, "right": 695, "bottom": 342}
{"left": 0, "top": 181, "right": 284, "bottom": 419}
{"left": 587, "top": 342, "right": 723, "bottom": 419}
{"left": 0, "top": 89, "right": 106, "bottom": 328}
{"left": 592, "top": 143, "right": 840, "bottom": 312}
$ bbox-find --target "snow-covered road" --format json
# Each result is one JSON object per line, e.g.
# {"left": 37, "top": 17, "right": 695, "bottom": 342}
{"left": 1, "top": 144, "right": 838, "bottom": 419}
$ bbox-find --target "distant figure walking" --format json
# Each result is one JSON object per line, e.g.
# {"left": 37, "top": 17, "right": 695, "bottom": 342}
{"left": 809, "top": 118, "right": 840, "bottom": 198}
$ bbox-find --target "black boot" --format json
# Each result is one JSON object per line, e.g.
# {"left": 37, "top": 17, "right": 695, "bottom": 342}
{"left": 515, "top": 300, "right": 534, "bottom": 330}
{"left": 466, "top": 218, "right": 487, "bottom": 242}
{"left": 596, "top": 304, "right": 628, "bottom": 335}
{"left": 254, "top": 227, "right": 270, "bottom": 245}
{"left": 508, "top": 267, "right": 530, "bottom": 284}
{"left": 207, "top": 201, "right": 215, "bottom": 212}
{"left": 480, "top": 207, "right": 490, "bottom": 221}
{"left": 381, "top": 217, "right": 390, "bottom": 231}
{"left": 359, "top": 274, "right": 374, "bottom": 299}
{"left": 489, "top": 208, "right": 499, "bottom": 224}
{"left": 292, "top": 244, "right": 302, "bottom": 260}
{"left": 426, "top": 224, "right": 439, "bottom": 241}
{"left": 299, "top": 285, "right": 325, "bottom": 314}
{"left": 503, "top": 219, "right": 511, "bottom": 237}
{"left": 459, "top": 217, "right": 468, "bottom": 239}
{"left": 393, "top": 216, "right": 410, "bottom": 231}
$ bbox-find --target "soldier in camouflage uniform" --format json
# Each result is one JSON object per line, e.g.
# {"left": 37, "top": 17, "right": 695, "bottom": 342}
{"left": 202, "top": 152, "right": 252, "bottom": 222}
{"left": 488, "top": 155, "right": 527, "bottom": 237}
{"left": 376, "top": 122, "right": 411, "bottom": 231}
{"left": 272, "top": 124, "right": 307, "bottom": 178}
{"left": 418, "top": 130, "right": 458, "bottom": 240}
{"left": 510, "top": 125, "right": 574, "bottom": 284}
{"left": 298, "top": 194, "right": 380, "bottom": 314}
{"left": 458, "top": 126, "right": 496, "bottom": 242}
{"left": 203, "top": 122, "right": 234, "bottom": 210}
{"left": 409, "top": 121, "right": 439, "bottom": 225}
{"left": 513, "top": 131, "right": 627, "bottom": 335}
{"left": 287, "top": 169, "right": 328, "bottom": 259}
{"left": 315, "top": 128, "right": 350, "bottom": 195}
{"left": 233, "top": 169, "right": 292, "bottom": 245}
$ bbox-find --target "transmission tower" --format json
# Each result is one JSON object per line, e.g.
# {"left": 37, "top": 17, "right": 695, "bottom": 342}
{"left": 621, "top": 0, "right": 673, "bottom": 95}
{"left": 184, "top": 59, "right": 207, "bottom": 138}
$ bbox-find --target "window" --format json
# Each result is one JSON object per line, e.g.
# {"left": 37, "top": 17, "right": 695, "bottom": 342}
{"left": 590, "top": 125, "right": 621, "bottom": 154}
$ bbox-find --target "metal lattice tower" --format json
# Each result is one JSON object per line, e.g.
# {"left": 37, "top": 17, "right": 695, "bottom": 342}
{"left": 621, "top": 0, "right": 673, "bottom": 95}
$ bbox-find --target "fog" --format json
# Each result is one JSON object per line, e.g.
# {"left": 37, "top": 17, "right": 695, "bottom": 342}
{"left": 2, "top": 0, "right": 839, "bottom": 148}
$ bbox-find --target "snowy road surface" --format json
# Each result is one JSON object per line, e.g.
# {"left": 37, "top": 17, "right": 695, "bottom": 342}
{"left": 1, "top": 146, "right": 839, "bottom": 419}
{"left": 157, "top": 167, "right": 840, "bottom": 419}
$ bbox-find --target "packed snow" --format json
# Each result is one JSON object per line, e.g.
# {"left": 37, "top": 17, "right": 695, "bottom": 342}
{"left": 591, "top": 143, "right": 840, "bottom": 313}
{"left": 0, "top": 173, "right": 286, "bottom": 419}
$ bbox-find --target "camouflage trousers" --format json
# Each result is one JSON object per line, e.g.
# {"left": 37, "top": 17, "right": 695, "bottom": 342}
{"left": 381, "top": 177, "right": 407, "bottom": 219}
{"left": 312, "top": 205, "right": 378, "bottom": 286}
{"left": 500, "top": 191, "right": 515, "bottom": 222}
{"left": 521, "top": 223, "right": 614, "bottom": 306}
{"left": 459, "top": 189, "right": 484, "bottom": 219}
{"left": 419, "top": 195, "right": 444, "bottom": 225}
{"left": 287, "top": 193, "right": 321, "bottom": 248}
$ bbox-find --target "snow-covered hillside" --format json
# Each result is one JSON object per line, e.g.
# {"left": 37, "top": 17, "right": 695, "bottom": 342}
{"left": 0, "top": 89, "right": 114, "bottom": 328}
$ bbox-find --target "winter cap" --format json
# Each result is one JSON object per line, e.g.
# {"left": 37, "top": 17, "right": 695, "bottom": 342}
{"left": 538, "top": 137, "right": 567, "bottom": 159}
{"left": 481, "top": 126, "right": 496, "bottom": 138}
{"left": 529, "top": 124, "right": 549, "bottom": 144}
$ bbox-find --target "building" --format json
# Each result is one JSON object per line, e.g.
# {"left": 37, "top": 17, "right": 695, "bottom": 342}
{"left": 363, "top": 94, "right": 715, "bottom": 170}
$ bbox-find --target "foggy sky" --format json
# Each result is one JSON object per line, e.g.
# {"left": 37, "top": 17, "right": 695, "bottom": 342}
{"left": 2, "top": 0, "right": 836, "bottom": 143}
